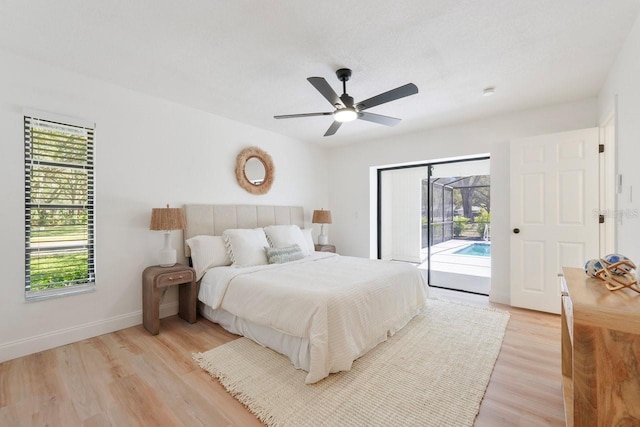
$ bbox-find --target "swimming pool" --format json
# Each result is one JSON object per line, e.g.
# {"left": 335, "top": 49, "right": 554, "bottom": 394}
{"left": 453, "top": 242, "right": 491, "bottom": 257}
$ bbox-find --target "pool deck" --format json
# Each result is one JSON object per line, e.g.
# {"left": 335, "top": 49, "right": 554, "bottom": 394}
{"left": 418, "top": 239, "right": 491, "bottom": 295}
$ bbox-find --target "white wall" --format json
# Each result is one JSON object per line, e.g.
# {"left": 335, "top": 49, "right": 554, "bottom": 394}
{"left": 328, "top": 99, "right": 598, "bottom": 304}
{"left": 598, "top": 13, "right": 640, "bottom": 263}
{"left": 0, "top": 49, "right": 328, "bottom": 362}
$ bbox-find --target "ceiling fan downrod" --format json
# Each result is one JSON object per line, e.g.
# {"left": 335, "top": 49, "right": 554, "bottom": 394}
{"left": 336, "top": 68, "right": 354, "bottom": 107}
{"left": 336, "top": 68, "right": 351, "bottom": 95}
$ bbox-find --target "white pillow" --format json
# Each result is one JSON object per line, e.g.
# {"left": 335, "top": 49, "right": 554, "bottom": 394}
{"left": 186, "top": 235, "right": 231, "bottom": 280}
{"left": 223, "top": 228, "right": 270, "bottom": 267}
{"left": 301, "top": 228, "right": 315, "bottom": 253}
{"left": 264, "top": 225, "right": 310, "bottom": 256}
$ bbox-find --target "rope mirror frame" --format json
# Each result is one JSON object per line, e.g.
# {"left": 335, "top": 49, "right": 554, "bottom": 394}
{"left": 235, "top": 146, "right": 275, "bottom": 195}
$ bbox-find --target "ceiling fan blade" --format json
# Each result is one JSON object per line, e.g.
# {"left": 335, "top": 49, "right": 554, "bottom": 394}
{"left": 357, "top": 112, "right": 401, "bottom": 127}
{"left": 274, "top": 112, "right": 333, "bottom": 119}
{"left": 308, "top": 77, "right": 345, "bottom": 108}
{"left": 324, "top": 121, "right": 342, "bottom": 137}
{"left": 357, "top": 83, "right": 418, "bottom": 111}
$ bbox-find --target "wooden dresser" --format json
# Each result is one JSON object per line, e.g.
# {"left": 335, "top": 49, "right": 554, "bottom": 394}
{"left": 561, "top": 267, "right": 640, "bottom": 427}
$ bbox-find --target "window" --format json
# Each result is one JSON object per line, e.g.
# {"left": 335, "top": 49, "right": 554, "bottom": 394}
{"left": 24, "top": 112, "right": 95, "bottom": 300}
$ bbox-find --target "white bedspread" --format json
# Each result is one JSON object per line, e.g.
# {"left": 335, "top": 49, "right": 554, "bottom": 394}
{"left": 199, "top": 253, "right": 428, "bottom": 383}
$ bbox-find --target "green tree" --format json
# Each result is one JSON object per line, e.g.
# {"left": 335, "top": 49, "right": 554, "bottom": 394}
{"left": 475, "top": 208, "right": 491, "bottom": 234}
{"left": 453, "top": 216, "right": 469, "bottom": 237}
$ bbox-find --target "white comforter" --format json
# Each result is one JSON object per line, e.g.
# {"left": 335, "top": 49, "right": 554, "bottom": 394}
{"left": 199, "top": 253, "right": 428, "bottom": 383}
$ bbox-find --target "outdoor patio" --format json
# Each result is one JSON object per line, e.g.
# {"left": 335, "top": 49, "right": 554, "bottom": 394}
{"left": 419, "top": 239, "right": 491, "bottom": 295}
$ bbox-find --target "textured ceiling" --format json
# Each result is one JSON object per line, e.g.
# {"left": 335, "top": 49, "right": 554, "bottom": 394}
{"left": 1, "top": 0, "right": 639, "bottom": 145}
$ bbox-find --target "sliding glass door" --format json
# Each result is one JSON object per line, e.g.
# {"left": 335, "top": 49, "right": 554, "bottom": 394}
{"left": 378, "top": 157, "right": 491, "bottom": 295}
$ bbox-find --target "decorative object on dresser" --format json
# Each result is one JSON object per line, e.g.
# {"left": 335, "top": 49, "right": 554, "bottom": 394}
{"left": 584, "top": 254, "right": 639, "bottom": 293}
{"left": 314, "top": 244, "right": 336, "bottom": 253}
{"left": 149, "top": 204, "right": 186, "bottom": 267}
{"left": 142, "top": 264, "right": 197, "bottom": 335}
{"left": 561, "top": 267, "right": 640, "bottom": 426}
{"left": 312, "top": 209, "right": 332, "bottom": 245}
{"left": 236, "top": 146, "right": 274, "bottom": 195}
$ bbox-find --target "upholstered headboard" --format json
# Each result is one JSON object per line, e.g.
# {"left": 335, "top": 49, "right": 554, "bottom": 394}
{"left": 183, "top": 204, "right": 305, "bottom": 257}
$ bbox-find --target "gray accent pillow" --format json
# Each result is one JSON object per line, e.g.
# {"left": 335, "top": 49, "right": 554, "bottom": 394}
{"left": 265, "top": 244, "right": 305, "bottom": 264}
{"left": 263, "top": 225, "right": 311, "bottom": 256}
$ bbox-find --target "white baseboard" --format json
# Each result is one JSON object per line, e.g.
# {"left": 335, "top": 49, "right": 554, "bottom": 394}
{"left": 0, "top": 301, "right": 179, "bottom": 363}
{"left": 489, "top": 289, "right": 510, "bottom": 305}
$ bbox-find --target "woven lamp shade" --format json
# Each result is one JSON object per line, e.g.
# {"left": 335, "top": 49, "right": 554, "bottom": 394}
{"left": 312, "top": 209, "right": 332, "bottom": 224}
{"left": 149, "top": 205, "right": 186, "bottom": 231}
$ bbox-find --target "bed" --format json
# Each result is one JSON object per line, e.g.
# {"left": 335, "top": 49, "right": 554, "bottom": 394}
{"left": 184, "top": 204, "right": 428, "bottom": 384}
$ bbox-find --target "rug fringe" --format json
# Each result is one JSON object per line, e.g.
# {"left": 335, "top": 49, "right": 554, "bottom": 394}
{"left": 193, "top": 352, "right": 286, "bottom": 427}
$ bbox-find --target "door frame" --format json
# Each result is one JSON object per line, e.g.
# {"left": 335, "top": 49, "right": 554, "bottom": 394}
{"left": 599, "top": 106, "right": 617, "bottom": 256}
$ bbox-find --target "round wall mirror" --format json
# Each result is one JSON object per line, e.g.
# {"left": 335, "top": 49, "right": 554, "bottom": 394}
{"left": 244, "top": 157, "right": 266, "bottom": 185}
{"left": 236, "top": 146, "right": 274, "bottom": 195}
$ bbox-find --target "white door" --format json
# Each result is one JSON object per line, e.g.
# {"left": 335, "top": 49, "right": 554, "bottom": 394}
{"left": 510, "top": 128, "right": 599, "bottom": 314}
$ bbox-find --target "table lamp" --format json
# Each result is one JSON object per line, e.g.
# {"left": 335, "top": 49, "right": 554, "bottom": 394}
{"left": 149, "top": 204, "right": 186, "bottom": 267}
{"left": 312, "top": 209, "right": 332, "bottom": 245}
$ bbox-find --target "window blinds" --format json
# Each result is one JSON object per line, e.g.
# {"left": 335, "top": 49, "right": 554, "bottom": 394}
{"left": 24, "top": 115, "right": 95, "bottom": 297}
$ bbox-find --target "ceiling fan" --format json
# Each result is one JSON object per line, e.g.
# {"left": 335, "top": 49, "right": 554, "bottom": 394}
{"left": 274, "top": 68, "right": 418, "bottom": 137}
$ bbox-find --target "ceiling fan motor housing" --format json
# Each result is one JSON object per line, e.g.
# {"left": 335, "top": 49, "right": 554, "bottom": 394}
{"left": 336, "top": 68, "right": 352, "bottom": 82}
{"left": 340, "top": 94, "right": 355, "bottom": 108}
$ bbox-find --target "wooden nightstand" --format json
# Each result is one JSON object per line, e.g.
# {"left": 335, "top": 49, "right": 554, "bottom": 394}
{"left": 142, "top": 264, "right": 197, "bottom": 335}
{"left": 315, "top": 244, "right": 336, "bottom": 253}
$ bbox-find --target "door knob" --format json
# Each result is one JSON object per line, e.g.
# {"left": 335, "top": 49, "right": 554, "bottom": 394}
{"left": 513, "top": 228, "right": 520, "bottom": 234}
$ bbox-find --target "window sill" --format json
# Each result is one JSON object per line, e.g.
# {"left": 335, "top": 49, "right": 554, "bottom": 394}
{"left": 25, "top": 283, "right": 96, "bottom": 302}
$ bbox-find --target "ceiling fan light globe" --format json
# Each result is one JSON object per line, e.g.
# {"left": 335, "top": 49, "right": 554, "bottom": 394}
{"left": 334, "top": 108, "right": 358, "bottom": 123}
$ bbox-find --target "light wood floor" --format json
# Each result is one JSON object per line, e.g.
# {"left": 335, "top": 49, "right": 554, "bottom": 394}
{"left": 0, "top": 288, "right": 566, "bottom": 426}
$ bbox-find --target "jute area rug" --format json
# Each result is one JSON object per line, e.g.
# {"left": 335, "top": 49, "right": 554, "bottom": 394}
{"left": 194, "top": 299, "right": 510, "bottom": 427}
